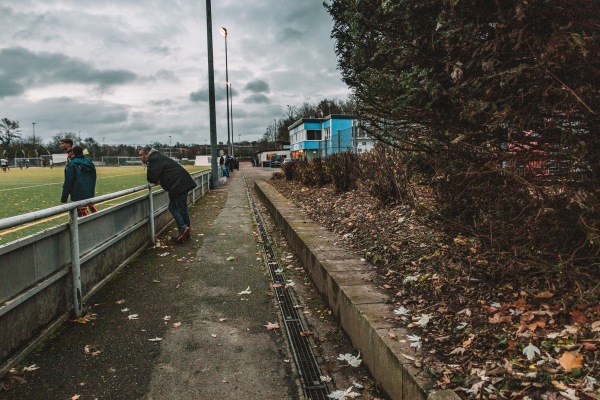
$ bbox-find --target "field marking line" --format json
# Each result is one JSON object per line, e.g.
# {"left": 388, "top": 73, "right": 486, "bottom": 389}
{"left": 0, "top": 214, "right": 66, "bottom": 235}
{"left": 0, "top": 192, "right": 144, "bottom": 236}
{"left": 0, "top": 172, "right": 146, "bottom": 192}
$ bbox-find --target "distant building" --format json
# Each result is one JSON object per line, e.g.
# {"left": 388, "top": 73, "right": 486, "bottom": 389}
{"left": 288, "top": 114, "right": 375, "bottom": 161}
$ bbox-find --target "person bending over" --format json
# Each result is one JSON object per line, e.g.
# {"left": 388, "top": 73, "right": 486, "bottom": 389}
{"left": 139, "top": 147, "right": 197, "bottom": 242}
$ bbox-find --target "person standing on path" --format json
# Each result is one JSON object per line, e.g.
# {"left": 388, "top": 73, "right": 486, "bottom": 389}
{"left": 139, "top": 146, "right": 197, "bottom": 242}
{"left": 61, "top": 146, "right": 98, "bottom": 217}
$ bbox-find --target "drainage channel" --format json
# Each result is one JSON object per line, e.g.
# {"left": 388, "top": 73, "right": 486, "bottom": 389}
{"left": 244, "top": 174, "right": 330, "bottom": 400}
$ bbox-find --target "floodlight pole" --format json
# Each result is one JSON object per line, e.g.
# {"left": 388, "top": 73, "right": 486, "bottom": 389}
{"left": 206, "top": 0, "right": 219, "bottom": 189}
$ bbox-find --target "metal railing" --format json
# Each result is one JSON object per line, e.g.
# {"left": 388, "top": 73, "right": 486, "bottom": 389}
{"left": 0, "top": 170, "right": 211, "bottom": 372}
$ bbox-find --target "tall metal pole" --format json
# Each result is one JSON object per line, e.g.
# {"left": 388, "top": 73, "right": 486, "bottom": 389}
{"left": 221, "top": 27, "right": 231, "bottom": 157}
{"left": 206, "top": 0, "right": 219, "bottom": 189}
{"left": 32, "top": 122, "right": 36, "bottom": 148}
{"left": 230, "top": 83, "right": 234, "bottom": 157}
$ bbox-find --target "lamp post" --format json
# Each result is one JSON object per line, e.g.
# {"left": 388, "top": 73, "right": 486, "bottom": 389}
{"left": 220, "top": 27, "right": 231, "bottom": 157}
{"left": 206, "top": 0, "right": 219, "bottom": 189}
{"left": 169, "top": 135, "right": 172, "bottom": 158}
{"left": 230, "top": 82, "right": 234, "bottom": 157}
{"left": 32, "top": 122, "right": 36, "bottom": 148}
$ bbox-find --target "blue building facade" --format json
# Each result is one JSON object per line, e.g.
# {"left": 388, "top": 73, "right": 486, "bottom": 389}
{"left": 288, "top": 115, "right": 357, "bottom": 161}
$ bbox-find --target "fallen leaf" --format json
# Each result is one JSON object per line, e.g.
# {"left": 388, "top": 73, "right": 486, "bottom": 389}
{"left": 523, "top": 343, "right": 540, "bottom": 361}
{"left": 238, "top": 286, "right": 251, "bottom": 295}
{"left": 559, "top": 388, "right": 580, "bottom": 400}
{"left": 511, "top": 298, "right": 531, "bottom": 310}
{"left": 570, "top": 310, "right": 588, "bottom": 324}
{"left": 551, "top": 380, "right": 568, "bottom": 390}
{"left": 448, "top": 347, "right": 466, "bottom": 356}
{"left": 559, "top": 351, "right": 583, "bottom": 372}
{"left": 22, "top": 364, "right": 40, "bottom": 372}
{"left": 488, "top": 312, "right": 512, "bottom": 324}
{"left": 127, "top": 314, "right": 139, "bottom": 320}
{"left": 172, "top": 322, "right": 181, "bottom": 328}
{"left": 327, "top": 386, "right": 361, "bottom": 399}
{"left": 337, "top": 353, "right": 362, "bottom": 367}
{"left": 534, "top": 291, "right": 554, "bottom": 299}
{"left": 148, "top": 337, "right": 163, "bottom": 342}
{"left": 264, "top": 322, "right": 280, "bottom": 330}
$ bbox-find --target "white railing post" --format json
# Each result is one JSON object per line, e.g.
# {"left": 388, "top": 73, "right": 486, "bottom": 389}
{"left": 148, "top": 185, "right": 155, "bottom": 244}
{"left": 68, "top": 208, "right": 83, "bottom": 317}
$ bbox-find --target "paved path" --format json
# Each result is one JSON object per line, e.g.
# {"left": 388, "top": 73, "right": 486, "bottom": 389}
{"left": 0, "top": 166, "right": 299, "bottom": 400}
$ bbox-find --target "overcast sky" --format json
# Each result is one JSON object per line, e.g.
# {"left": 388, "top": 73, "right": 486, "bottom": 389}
{"left": 0, "top": 0, "right": 350, "bottom": 146}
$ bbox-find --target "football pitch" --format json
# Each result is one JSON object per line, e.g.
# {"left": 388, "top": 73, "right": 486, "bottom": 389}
{"left": 0, "top": 165, "right": 207, "bottom": 244}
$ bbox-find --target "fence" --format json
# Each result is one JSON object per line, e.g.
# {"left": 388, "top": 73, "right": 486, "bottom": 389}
{"left": 0, "top": 170, "right": 211, "bottom": 375}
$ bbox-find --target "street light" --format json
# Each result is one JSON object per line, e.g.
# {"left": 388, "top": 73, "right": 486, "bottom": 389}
{"left": 230, "top": 82, "right": 234, "bottom": 157}
{"left": 169, "top": 135, "right": 172, "bottom": 157}
{"left": 32, "top": 122, "right": 36, "bottom": 147}
{"left": 220, "top": 27, "right": 231, "bottom": 157}
{"left": 205, "top": 0, "right": 220, "bottom": 189}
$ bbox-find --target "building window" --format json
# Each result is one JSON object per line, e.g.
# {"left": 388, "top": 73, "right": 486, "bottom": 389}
{"left": 307, "top": 130, "right": 322, "bottom": 140}
{"left": 362, "top": 141, "right": 367, "bottom": 145}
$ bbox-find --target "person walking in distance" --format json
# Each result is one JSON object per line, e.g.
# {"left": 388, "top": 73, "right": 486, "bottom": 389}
{"left": 61, "top": 146, "right": 98, "bottom": 217}
{"left": 139, "top": 147, "right": 197, "bottom": 242}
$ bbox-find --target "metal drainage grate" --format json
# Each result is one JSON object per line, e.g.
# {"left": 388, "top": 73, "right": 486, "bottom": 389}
{"left": 244, "top": 175, "right": 329, "bottom": 400}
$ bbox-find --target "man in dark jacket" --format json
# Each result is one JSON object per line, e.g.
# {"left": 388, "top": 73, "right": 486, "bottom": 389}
{"left": 61, "top": 146, "right": 98, "bottom": 217}
{"left": 139, "top": 147, "right": 197, "bottom": 242}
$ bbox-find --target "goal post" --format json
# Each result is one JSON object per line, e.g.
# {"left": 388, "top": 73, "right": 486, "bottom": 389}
{"left": 117, "top": 157, "right": 143, "bottom": 167}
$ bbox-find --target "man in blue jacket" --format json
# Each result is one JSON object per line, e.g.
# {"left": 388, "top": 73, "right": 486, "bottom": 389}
{"left": 61, "top": 146, "right": 97, "bottom": 217}
{"left": 139, "top": 147, "right": 197, "bottom": 242}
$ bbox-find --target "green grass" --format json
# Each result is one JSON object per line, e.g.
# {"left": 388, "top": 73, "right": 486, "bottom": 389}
{"left": 0, "top": 165, "right": 207, "bottom": 244}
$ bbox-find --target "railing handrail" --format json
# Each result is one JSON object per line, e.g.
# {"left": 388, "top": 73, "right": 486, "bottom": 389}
{"left": 0, "top": 170, "right": 210, "bottom": 231}
{"left": 0, "top": 184, "right": 151, "bottom": 231}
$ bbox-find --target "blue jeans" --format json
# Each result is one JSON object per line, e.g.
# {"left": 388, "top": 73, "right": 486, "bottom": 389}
{"left": 169, "top": 192, "right": 190, "bottom": 233}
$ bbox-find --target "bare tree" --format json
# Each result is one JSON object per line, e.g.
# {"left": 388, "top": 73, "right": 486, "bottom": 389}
{"left": 0, "top": 118, "right": 22, "bottom": 149}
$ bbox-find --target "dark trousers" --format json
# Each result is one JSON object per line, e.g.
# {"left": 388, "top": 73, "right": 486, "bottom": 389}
{"left": 169, "top": 192, "right": 190, "bottom": 233}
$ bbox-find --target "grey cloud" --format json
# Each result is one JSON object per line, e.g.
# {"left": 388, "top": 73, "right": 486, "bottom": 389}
{"left": 244, "top": 79, "right": 270, "bottom": 94}
{"left": 190, "top": 85, "right": 228, "bottom": 103}
{"left": 149, "top": 99, "right": 173, "bottom": 106}
{"left": 244, "top": 94, "right": 270, "bottom": 104}
{"left": 0, "top": 78, "right": 24, "bottom": 97}
{"left": 0, "top": 47, "right": 137, "bottom": 98}
{"left": 152, "top": 69, "right": 178, "bottom": 82}
{"left": 279, "top": 27, "right": 304, "bottom": 42}
{"left": 150, "top": 46, "right": 170, "bottom": 56}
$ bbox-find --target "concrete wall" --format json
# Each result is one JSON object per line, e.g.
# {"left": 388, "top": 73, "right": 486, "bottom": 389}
{"left": 0, "top": 172, "right": 211, "bottom": 371}
{"left": 254, "top": 180, "right": 459, "bottom": 400}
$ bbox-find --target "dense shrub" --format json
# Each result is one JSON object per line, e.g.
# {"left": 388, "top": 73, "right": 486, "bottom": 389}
{"left": 327, "top": 152, "right": 360, "bottom": 192}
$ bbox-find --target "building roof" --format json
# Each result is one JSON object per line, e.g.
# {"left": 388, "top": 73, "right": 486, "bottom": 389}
{"left": 288, "top": 114, "right": 355, "bottom": 130}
